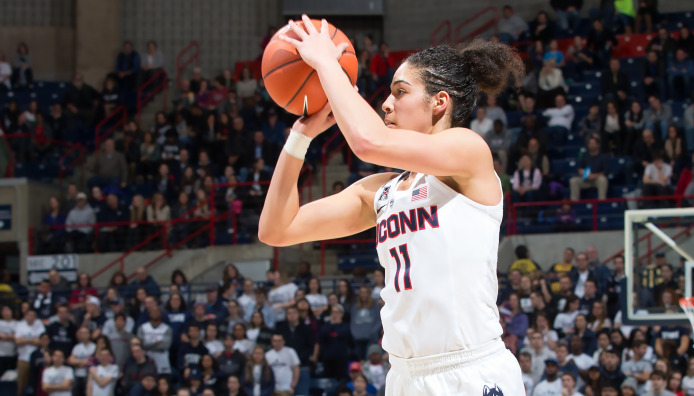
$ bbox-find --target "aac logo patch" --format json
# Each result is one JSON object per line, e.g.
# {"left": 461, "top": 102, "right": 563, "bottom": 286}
{"left": 378, "top": 186, "right": 390, "bottom": 202}
{"left": 483, "top": 384, "right": 504, "bottom": 396}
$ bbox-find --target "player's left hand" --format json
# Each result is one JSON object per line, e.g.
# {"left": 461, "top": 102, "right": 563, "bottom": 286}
{"left": 291, "top": 100, "right": 336, "bottom": 139}
{"left": 280, "top": 15, "right": 349, "bottom": 70}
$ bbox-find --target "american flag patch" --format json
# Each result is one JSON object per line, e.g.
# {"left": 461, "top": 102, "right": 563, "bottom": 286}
{"left": 411, "top": 186, "right": 428, "bottom": 201}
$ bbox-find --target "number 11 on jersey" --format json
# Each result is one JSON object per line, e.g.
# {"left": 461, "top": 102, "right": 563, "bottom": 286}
{"left": 389, "top": 244, "right": 412, "bottom": 292}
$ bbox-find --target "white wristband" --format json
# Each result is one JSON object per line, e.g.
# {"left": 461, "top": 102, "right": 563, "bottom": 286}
{"left": 284, "top": 130, "right": 313, "bottom": 160}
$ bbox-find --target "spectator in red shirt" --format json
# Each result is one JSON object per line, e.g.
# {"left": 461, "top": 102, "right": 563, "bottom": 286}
{"left": 369, "top": 42, "right": 395, "bottom": 92}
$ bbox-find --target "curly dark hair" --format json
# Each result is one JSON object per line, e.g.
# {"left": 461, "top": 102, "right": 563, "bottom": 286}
{"left": 405, "top": 39, "right": 524, "bottom": 127}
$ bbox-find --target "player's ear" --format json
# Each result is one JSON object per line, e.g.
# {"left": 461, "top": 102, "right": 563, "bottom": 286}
{"left": 431, "top": 91, "right": 450, "bottom": 116}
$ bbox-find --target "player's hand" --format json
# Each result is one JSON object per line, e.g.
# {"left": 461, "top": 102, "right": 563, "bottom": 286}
{"left": 291, "top": 101, "right": 336, "bottom": 139}
{"left": 280, "top": 15, "right": 349, "bottom": 70}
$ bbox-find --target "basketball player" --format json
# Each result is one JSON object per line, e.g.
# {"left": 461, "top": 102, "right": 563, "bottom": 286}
{"left": 259, "top": 15, "right": 525, "bottom": 395}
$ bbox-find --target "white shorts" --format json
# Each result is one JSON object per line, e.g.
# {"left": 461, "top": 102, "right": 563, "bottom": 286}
{"left": 385, "top": 338, "right": 524, "bottom": 396}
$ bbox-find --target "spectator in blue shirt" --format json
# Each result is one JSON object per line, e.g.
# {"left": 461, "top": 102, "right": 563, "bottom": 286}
{"left": 667, "top": 49, "right": 694, "bottom": 101}
{"left": 543, "top": 40, "right": 566, "bottom": 68}
{"left": 128, "top": 268, "right": 161, "bottom": 301}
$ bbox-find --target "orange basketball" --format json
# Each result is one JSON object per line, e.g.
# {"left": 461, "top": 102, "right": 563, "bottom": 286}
{"left": 261, "top": 19, "right": 358, "bottom": 116}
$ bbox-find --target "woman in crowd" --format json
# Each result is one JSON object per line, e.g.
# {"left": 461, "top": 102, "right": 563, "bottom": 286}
{"left": 219, "top": 263, "right": 244, "bottom": 297}
{"left": 226, "top": 375, "right": 247, "bottom": 396}
{"left": 139, "top": 131, "right": 161, "bottom": 180}
{"left": 247, "top": 312, "right": 273, "bottom": 352}
{"left": 664, "top": 125, "right": 685, "bottom": 174}
{"left": 554, "top": 295, "right": 580, "bottom": 336}
{"left": 200, "top": 353, "right": 222, "bottom": 392}
{"left": 588, "top": 301, "right": 612, "bottom": 333}
{"left": 128, "top": 194, "right": 147, "bottom": 249}
{"left": 70, "top": 273, "right": 99, "bottom": 317}
{"left": 42, "top": 196, "right": 66, "bottom": 254}
{"left": 11, "top": 42, "right": 33, "bottom": 90}
{"left": 305, "top": 277, "right": 328, "bottom": 317}
{"left": 222, "top": 300, "right": 246, "bottom": 335}
{"left": 231, "top": 323, "right": 254, "bottom": 356}
{"left": 147, "top": 191, "right": 171, "bottom": 249}
{"left": 204, "top": 323, "right": 224, "bottom": 358}
{"left": 236, "top": 66, "right": 258, "bottom": 100}
{"left": 624, "top": 100, "right": 645, "bottom": 152}
{"left": 350, "top": 285, "right": 382, "bottom": 360}
{"left": 336, "top": 280, "right": 355, "bottom": 316}
{"left": 601, "top": 101, "right": 625, "bottom": 155}
{"left": 155, "top": 377, "right": 173, "bottom": 396}
{"left": 242, "top": 346, "right": 275, "bottom": 396}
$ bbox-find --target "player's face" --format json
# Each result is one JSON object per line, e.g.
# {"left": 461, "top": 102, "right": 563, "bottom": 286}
{"left": 382, "top": 63, "right": 439, "bottom": 134}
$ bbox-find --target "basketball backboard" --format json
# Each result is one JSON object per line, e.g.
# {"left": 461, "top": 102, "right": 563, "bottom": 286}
{"left": 622, "top": 207, "right": 694, "bottom": 326}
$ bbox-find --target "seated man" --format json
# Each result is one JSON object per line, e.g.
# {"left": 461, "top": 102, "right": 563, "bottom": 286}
{"left": 496, "top": 5, "right": 529, "bottom": 44}
{"left": 667, "top": 49, "right": 694, "bottom": 101}
{"left": 642, "top": 152, "right": 673, "bottom": 208}
{"left": 569, "top": 136, "right": 609, "bottom": 201}
{"left": 542, "top": 93, "right": 574, "bottom": 133}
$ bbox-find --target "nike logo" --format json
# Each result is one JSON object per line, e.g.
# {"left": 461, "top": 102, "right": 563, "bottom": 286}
{"left": 377, "top": 204, "right": 387, "bottom": 213}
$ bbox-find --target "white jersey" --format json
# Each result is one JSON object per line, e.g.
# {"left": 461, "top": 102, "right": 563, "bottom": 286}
{"left": 374, "top": 172, "right": 503, "bottom": 359}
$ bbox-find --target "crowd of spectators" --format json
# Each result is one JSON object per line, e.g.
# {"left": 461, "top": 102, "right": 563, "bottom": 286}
{"left": 0, "top": 242, "right": 692, "bottom": 396}
{"left": 0, "top": 262, "right": 388, "bottom": 396}
{"left": 491, "top": 4, "right": 694, "bottom": 215}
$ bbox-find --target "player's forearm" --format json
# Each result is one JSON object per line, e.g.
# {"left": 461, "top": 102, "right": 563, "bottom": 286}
{"left": 315, "top": 59, "right": 388, "bottom": 158}
{"left": 258, "top": 151, "right": 303, "bottom": 246}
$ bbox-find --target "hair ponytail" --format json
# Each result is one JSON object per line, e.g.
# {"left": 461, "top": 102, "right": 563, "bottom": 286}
{"left": 459, "top": 39, "right": 523, "bottom": 96}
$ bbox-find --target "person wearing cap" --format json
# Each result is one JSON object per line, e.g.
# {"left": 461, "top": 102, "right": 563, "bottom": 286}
{"left": 621, "top": 340, "right": 653, "bottom": 394}
{"left": 520, "top": 330, "right": 556, "bottom": 384}
{"left": 318, "top": 304, "right": 352, "bottom": 380}
{"left": 362, "top": 344, "right": 388, "bottom": 392}
{"left": 82, "top": 295, "right": 107, "bottom": 340}
{"left": 265, "top": 333, "right": 300, "bottom": 395}
{"left": 47, "top": 304, "right": 77, "bottom": 356}
{"left": 102, "top": 297, "right": 134, "bottom": 337}
{"left": 621, "top": 377, "right": 638, "bottom": 396}
{"left": 531, "top": 358, "right": 562, "bottom": 395}
{"left": 646, "top": 370, "right": 677, "bottom": 396}
{"left": 187, "top": 367, "right": 205, "bottom": 395}
{"left": 65, "top": 192, "right": 96, "bottom": 253}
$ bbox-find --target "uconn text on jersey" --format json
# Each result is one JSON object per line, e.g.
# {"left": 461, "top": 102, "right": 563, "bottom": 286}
{"left": 376, "top": 205, "right": 439, "bottom": 245}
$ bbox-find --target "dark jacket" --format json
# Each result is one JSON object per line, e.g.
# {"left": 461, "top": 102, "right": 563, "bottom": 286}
{"left": 276, "top": 320, "right": 316, "bottom": 366}
{"left": 242, "top": 364, "right": 275, "bottom": 396}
